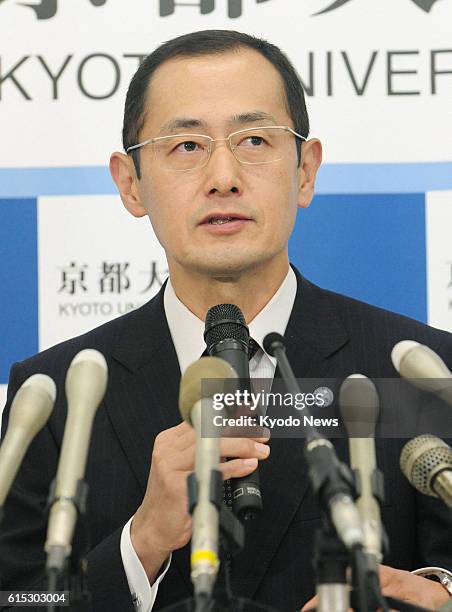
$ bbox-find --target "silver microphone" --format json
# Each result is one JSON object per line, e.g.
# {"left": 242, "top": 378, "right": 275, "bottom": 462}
{"left": 45, "top": 349, "right": 108, "bottom": 574}
{"left": 179, "top": 356, "right": 237, "bottom": 601}
{"left": 339, "top": 374, "right": 383, "bottom": 566}
{"left": 0, "top": 374, "right": 56, "bottom": 510}
{"left": 400, "top": 434, "right": 452, "bottom": 508}
{"left": 391, "top": 340, "right": 452, "bottom": 407}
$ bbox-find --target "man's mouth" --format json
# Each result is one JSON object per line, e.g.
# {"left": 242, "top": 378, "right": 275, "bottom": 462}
{"left": 200, "top": 213, "right": 252, "bottom": 226}
{"left": 209, "top": 217, "right": 236, "bottom": 225}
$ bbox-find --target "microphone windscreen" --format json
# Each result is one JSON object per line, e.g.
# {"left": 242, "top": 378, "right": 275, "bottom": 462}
{"left": 262, "top": 332, "right": 285, "bottom": 357}
{"left": 9, "top": 374, "right": 56, "bottom": 434}
{"left": 391, "top": 340, "right": 452, "bottom": 379}
{"left": 339, "top": 375, "right": 380, "bottom": 438}
{"left": 65, "top": 349, "right": 108, "bottom": 415}
{"left": 179, "top": 357, "right": 237, "bottom": 424}
{"left": 391, "top": 340, "right": 419, "bottom": 372}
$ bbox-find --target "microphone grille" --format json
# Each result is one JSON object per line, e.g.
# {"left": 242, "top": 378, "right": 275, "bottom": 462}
{"left": 204, "top": 304, "right": 249, "bottom": 348}
{"left": 400, "top": 435, "right": 452, "bottom": 497}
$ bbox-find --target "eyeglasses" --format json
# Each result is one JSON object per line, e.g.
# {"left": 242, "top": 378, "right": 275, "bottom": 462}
{"left": 126, "top": 126, "right": 306, "bottom": 172}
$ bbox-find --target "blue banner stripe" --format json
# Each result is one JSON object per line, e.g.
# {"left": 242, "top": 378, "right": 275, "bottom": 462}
{"left": 0, "top": 163, "right": 451, "bottom": 196}
{"left": 0, "top": 199, "right": 39, "bottom": 384}
{"left": 0, "top": 167, "right": 116, "bottom": 197}
{"left": 289, "top": 193, "right": 427, "bottom": 323}
{"left": 316, "top": 163, "right": 452, "bottom": 194}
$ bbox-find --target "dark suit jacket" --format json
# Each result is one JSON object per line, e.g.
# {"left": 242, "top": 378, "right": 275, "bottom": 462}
{"left": 1, "top": 268, "right": 452, "bottom": 611}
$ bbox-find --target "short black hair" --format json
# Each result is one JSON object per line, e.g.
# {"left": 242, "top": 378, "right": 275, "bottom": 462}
{"left": 123, "top": 29, "right": 309, "bottom": 178}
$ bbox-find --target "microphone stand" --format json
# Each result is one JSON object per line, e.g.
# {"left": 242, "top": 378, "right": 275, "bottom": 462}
{"left": 313, "top": 519, "right": 350, "bottom": 612}
{"left": 46, "top": 477, "right": 92, "bottom": 612}
{"left": 167, "top": 472, "right": 282, "bottom": 611}
{"left": 263, "top": 334, "right": 437, "bottom": 612}
{"left": 187, "top": 468, "right": 245, "bottom": 612}
{"left": 303, "top": 472, "right": 435, "bottom": 612}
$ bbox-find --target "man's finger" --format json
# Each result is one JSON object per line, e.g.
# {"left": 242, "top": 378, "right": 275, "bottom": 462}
{"left": 219, "top": 457, "right": 259, "bottom": 480}
{"left": 220, "top": 437, "right": 270, "bottom": 459}
{"left": 300, "top": 594, "right": 317, "bottom": 611}
{"left": 172, "top": 421, "right": 193, "bottom": 437}
{"left": 221, "top": 426, "right": 270, "bottom": 441}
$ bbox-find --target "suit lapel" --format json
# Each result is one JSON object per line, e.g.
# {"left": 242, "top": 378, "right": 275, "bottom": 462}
{"left": 232, "top": 269, "right": 349, "bottom": 598}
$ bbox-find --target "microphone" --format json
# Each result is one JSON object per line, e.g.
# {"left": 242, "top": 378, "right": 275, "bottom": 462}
{"left": 339, "top": 375, "right": 384, "bottom": 566}
{"left": 204, "top": 304, "right": 262, "bottom": 521}
{"left": 0, "top": 374, "right": 56, "bottom": 516}
{"left": 391, "top": 340, "right": 452, "bottom": 407}
{"left": 400, "top": 434, "right": 452, "bottom": 509}
{"left": 264, "top": 332, "right": 364, "bottom": 551}
{"left": 45, "top": 349, "right": 108, "bottom": 576}
{"left": 179, "top": 356, "right": 238, "bottom": 602}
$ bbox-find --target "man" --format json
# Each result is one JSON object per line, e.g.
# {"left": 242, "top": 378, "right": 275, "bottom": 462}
{"left": 1, "top": 30, "right": 452, "bottom": 611}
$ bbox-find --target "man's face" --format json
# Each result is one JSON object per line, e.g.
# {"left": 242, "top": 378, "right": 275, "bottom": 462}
{"left": 114, "top": 48, "right": 321, "bottom": 279}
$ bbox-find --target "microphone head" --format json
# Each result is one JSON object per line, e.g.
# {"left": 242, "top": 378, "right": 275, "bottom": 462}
{"left": 391, "top": 340, "right": 420, "bottom": 372}
{"left": 400, "top": 434, "right": 452, "bottom": 498}
{"left": 204, "top": 304, "right": 249, "bottom": 353}
{"left": 391, "top": 340, "right": 451, "bottom": 379}
{"left": 22, "top": 373, "right": 57, "bottom": 403}
{"left": 65, "top": 349, "right": 108, "bottom": 413}
{"left": 339, "top": 374, "right": 380, "bottom": 437}
{"left": 9, "top": 374, "right": 56, "bottom": 435}
{"left": 262, "top": 332, "right": 285, "bottom": 357}
{"left": 179, "top": 357, "right": 238, "bottom": 425}
{"left": 70, "top": 348, "right": 108, "bottom": 370}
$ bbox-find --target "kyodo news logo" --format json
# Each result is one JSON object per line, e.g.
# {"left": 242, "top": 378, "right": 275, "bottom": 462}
{"left": 0, "top": 0, "right": 444, "bottom": 20}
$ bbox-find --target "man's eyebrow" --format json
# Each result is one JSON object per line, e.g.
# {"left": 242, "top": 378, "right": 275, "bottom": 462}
{"left": 229, "top": 111, "right": 278, "bottom": 125}
{"left": 158, "top": 118, "right": 206, "bottom": 135}
{"left": 158, "top": 111, "right": 278, "bottom": 135}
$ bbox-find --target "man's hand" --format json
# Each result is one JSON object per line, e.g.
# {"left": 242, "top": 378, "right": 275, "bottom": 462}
{"left": 130, "top": 421, "right": 270, "bottom": 583}
{"left": 301, "top": 564, "right": 450, "bottom": 611}
{"left": 379, "top": 565, "right": 449, "bottom": 609}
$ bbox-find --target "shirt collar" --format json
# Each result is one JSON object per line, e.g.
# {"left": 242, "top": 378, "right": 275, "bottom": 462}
{"left": 164, "top": 267, "right": 298, "bottom": 374}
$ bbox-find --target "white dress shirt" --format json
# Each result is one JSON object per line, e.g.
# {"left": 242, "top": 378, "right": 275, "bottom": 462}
{"left": 120, "top": 267, "right": 298, "bottom": 611}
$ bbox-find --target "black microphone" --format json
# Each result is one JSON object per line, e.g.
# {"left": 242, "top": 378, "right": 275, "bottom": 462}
{"left": 204, "top": 304, "right": 262, "bottom": 521}
{"left": 263, "top": 332, "right": 364, "bottom": 551}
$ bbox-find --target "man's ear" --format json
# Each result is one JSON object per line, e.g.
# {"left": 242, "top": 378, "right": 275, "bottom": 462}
{"left": 109, "top": 152, "right": 147, "bottom": 218}
{"left": 297, "top": 139, "right": 322, "bottom": 209}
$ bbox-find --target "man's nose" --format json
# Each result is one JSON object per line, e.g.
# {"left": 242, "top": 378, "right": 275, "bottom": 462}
{"left": 203, "top": 140, "right": 242, "bottom": 195}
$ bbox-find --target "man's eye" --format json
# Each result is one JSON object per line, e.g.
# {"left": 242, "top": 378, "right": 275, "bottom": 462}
{"left": 174, "top": 141, "right": 201, "bottom": 153}
{"left": 241, "top": 135, "right": 266, "bottom": 147}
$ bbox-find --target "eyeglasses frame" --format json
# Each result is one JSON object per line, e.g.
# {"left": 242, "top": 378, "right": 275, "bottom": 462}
{"left": 125, "top": 125, "right": 306, "bottom": 171}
